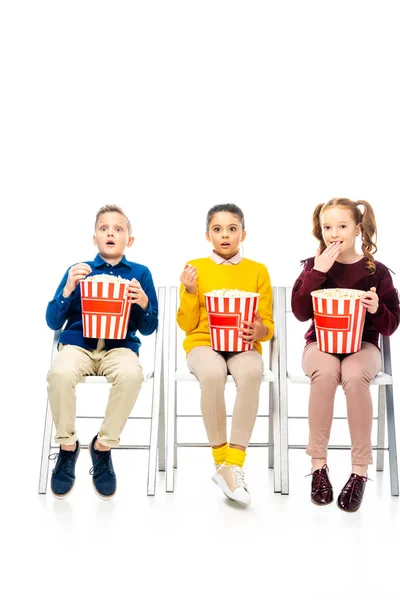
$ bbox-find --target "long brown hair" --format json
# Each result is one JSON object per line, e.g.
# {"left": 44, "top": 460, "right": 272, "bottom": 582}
{"left": 312, "top": 197, "right": 377, "bottom": 273}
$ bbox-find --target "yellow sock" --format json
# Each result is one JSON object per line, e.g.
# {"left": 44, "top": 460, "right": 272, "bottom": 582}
{"left": 212, "top": 443, "right": 228, "bottom": 465}
{"left": 226, "top": 446, "right": 246, "bottom": 468}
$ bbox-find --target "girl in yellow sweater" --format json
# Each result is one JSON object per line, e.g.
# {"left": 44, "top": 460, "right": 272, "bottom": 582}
{"left": 177, "top": 203, "right": 274, "bottom": 506}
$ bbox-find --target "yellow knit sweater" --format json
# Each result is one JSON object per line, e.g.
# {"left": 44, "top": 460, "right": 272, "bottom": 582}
{"left": 177, "top": 257, "right": 274, "bottom": 355}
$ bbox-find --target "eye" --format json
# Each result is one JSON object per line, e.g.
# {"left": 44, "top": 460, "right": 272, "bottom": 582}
{"left": 340, "top": 225, "right": 347, "bottom": 229}
{"left": 100, "top": 226, "right": 107, "bottom": 231}
{"left": 116, "top": 227, "right": 122, "bottom": 232}
{"left": 213, "top": 227, "right": 220, "bottom": 232}
{"left": 323, "top": 226, "right": 330, "bottom": 230}
{"left": 230, "top": 226, "right": 237, "bottom": 232}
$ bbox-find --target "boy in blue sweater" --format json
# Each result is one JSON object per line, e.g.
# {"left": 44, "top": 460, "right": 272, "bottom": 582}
{"left": 46, "top": 204, "right": 158, "bottom": 500}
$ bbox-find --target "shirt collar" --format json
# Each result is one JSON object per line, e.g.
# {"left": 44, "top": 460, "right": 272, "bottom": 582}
{"left": 94, "top": 253, "right": 130, "bottom": 269}
{"left": 210, "top": 250, "right": 242, "bottom": 265}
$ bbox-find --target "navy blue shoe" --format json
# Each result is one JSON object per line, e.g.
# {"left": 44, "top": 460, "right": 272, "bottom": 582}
{"left": 50, "top": 441, "right": 80, "bottom": 498}
{"left": 89, "top": 435, "right": 117, "bottom": 499}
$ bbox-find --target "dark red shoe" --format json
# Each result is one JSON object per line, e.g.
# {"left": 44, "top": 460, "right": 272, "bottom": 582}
{"left": 307, "top": 464, "right": 334, "bottom": 506}
{"left": 337, "top": 473, "right": 368, "bottom": 512}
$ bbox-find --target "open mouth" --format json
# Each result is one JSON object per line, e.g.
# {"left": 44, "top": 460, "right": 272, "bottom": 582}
{"left": 106, "top": 241, "right": 115, "bottom": 247}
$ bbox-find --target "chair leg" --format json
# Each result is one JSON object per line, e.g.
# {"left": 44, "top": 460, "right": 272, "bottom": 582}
{"left": 268, "top": 383, "right": 274, "bottom": 469}
{"left": 147, "top": 374, "right": 162, "bottom": 496}
{"left": 385, "top": 384, "right": 399, "bottom": 496}
{"left": 158, "top": 363, "right": 166, "bottom": 472}
{"left": 174, "top": 382, "right": 178, "bottom": 469}
{"left": 376, "top": 385, "right": 386, "bottom": 472}
{"left": 38, "top": 399, "right": 53, "bottom": 494}
{"left": 166, "top": 374, "right": 176, "bottom": 492}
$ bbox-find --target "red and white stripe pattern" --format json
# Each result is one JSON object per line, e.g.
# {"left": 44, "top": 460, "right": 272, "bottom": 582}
{"left": 311, "top": 294, "right": 366, "bottom": 354}
{"left": 205, "top": 294, "right": 259, "bottom": 352}
{"left": 80, "top": 280, "right": 132, "bottom": 339}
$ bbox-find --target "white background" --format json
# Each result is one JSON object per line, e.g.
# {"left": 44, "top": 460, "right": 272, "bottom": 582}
{"left": 1, "top": 2, "right": 400, "bottom": 599}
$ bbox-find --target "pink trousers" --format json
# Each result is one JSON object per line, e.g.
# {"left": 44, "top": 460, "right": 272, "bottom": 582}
{"left": 302, "top": 342, "right": 381, "bottom": 465}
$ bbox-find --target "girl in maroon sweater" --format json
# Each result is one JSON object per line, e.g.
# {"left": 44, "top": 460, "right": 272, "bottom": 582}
{"left": 292, "top": 198, "right": 399, "bottom": 512}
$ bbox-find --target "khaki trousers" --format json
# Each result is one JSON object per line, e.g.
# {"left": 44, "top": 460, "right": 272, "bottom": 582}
{"left": 187, "top": 346, "right": 264, "bottom": 447}
{"left": 47, "top": 341, "right": 144, "bottom": 448}
{"left": 302, "top": 341, "right": 381, "bottom": 465}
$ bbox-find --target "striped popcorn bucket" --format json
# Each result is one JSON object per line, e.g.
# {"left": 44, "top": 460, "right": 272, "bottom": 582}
{"left": 80, "top": 279, "right": 132, "bottom": 339}
{"left": 311, "top": 289, "right": 366, "bottom": 354}
{"left": 205, "top": 293, "right": 260, "bottom": 352}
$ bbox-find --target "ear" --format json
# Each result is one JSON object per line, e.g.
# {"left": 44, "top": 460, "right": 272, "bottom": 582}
{"left": 206, "top": 232, "right": 211, "bottom": 243}
{"left": 241, "top": 230, "right": 247, "bottom": 242}
{"left": 93, "top": 234, "right": 97, "bottom": 245}
{"left": 356, "top": 224, "right": 361, "bottom": 236}
{"left": 127, "top": 236, "right": 135, "bottom": 248}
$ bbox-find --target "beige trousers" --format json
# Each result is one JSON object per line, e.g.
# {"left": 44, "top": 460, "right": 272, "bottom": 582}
{"left": 302, "top": 341, "right": 381, "bottom": 465}
{"left": 47, "top": 341, "right": 144, "bottom": 448}
{"left": 186, "top": 346, "right": 264, "bottom": 447}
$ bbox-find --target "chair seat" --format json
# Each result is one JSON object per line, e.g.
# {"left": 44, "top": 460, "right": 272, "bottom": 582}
{"left": 287, "top": 370, "right": 393, "bottom": 385}
{"left": 175, "top": 370, "right": 275, "bottom": 383}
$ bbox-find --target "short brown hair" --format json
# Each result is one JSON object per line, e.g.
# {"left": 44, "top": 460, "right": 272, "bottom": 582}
{"left": 95, "top": 204, "right": 132, "bottom": 235}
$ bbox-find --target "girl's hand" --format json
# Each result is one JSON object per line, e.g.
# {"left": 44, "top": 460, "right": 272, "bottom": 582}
{"left": 238, "top": 312, "right": 269, "bottom": 343}
{"left": 361, "top": 287, "right": 379, "bottom": 314}
{"left": 63, "top": 263, "right": 92, "bottom": 297}
{"left": 127, "top": 278, "right": 149, "bottom": 310}
{"left": 180, "top": 264, "right": 198, "bottom": 294}
{"left": 313, "top": 243, "right": 340, "bottom": 273}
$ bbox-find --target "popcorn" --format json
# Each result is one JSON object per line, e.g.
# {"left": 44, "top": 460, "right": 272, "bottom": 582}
{"left": 86, "top": 274, "right": 131, "bottom": 284}
{"left": 206, "top": 288, "right": 260, "bottom": 298}
{"left": 312, "top": 288, "right": 366, "bottom": 300}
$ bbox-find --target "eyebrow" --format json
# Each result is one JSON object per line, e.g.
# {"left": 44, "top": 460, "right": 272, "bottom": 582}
{"left": 322, "top": 220, "right": 350, "bottom": 225}
{"left": 212, "top": 222, "right": 240, "bottom": 227}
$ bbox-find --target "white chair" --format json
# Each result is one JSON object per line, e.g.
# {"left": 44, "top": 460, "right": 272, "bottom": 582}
{"left": 278, "top": 285, "right": 399, "bottom": 496}
{"left": 38, "top": 286, "right": 166, "bottom": 497}
{"left": 165, "top": 286, "right": 280, "bottom": 493}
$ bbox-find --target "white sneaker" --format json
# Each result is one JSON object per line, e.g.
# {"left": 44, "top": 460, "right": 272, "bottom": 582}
{"left": 212, "top": 465, "right": 251, "bottom": 506}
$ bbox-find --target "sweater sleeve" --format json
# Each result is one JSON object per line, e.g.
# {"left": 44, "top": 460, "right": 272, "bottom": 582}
{"left": 368, "top": 265, "right": 400, "bottom": 336}
{"left": 291, "top": 258, "right": 328, "bottom": 322}
{"left": 134, "top": 267, "right": 159, "bottom": 336}
{"left": 257, "top": 265, "right": 274, "bottom": 342}
{"left": 45, "top": 267, "right": 74, "bottom": 330}
{"left": 176, "top": 284, "right": 201, "bottom": 333}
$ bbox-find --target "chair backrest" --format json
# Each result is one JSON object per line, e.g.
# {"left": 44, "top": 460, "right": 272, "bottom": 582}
{"left": 49, "top": 286, "right": 166, "bottom": 384}
{"left": 277, "top": 285, "right": 393, "bottom": 382}
{"left": 168, "top": 286, "right": 278, "bottom": 377}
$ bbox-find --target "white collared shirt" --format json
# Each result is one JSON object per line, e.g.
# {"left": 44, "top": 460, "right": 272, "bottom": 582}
{"left": 210, "top": 249, "right": 242, "bottom": 265}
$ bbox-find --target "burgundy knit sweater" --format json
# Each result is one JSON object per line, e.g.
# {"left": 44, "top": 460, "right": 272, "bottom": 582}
{"left": 292, "top": 257, "right": 400, "bottom": 349}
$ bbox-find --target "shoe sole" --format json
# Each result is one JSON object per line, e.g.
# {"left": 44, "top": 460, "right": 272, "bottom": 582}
{"left": 311, "top": 497, "right": 334, "bottom": 506}
{"left": 212, "top": 473, "right": 251, "bottom": 506}
{"left": 336, "top": 500, "right": 361, "bottom": 512}
{"left": 51, "top": 444, "right": 81, "bottom": 499}
{"left": 88, "top": 441, "right": 117, "bottom": 501}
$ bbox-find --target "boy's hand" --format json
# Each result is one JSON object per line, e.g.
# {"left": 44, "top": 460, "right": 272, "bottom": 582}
{"left": 180, "top": 264, "right": 198, "bottom": 294}
{"left": 313, "top": 243, "right": 340, "bottom": 273}
{"left": 238, "top": 312, "right": 269, "bottom": 343}
{"left": 63, "top": 263, "right": 92, "bottom": 297}
{"left": 127, "top": 278, "right": 149, "bottom": 310}
{"left": 361, "top": 287, "right": 379, "bottom": 314}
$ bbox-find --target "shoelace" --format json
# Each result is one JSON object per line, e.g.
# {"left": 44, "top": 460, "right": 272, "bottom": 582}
{"left": 48, "top": 451, "right": 72, "bottom": 474}
{"left": 232, "top": 467, "right": 247, "bottom": 488}
{"left": 89, "top": 451, "right": 114, "bottom": 476}
{"left": 343, "top": 474, "right": 369, "bottom": 503}
{"left": 306, "top": 465, "right": 331, "bottom": 495}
